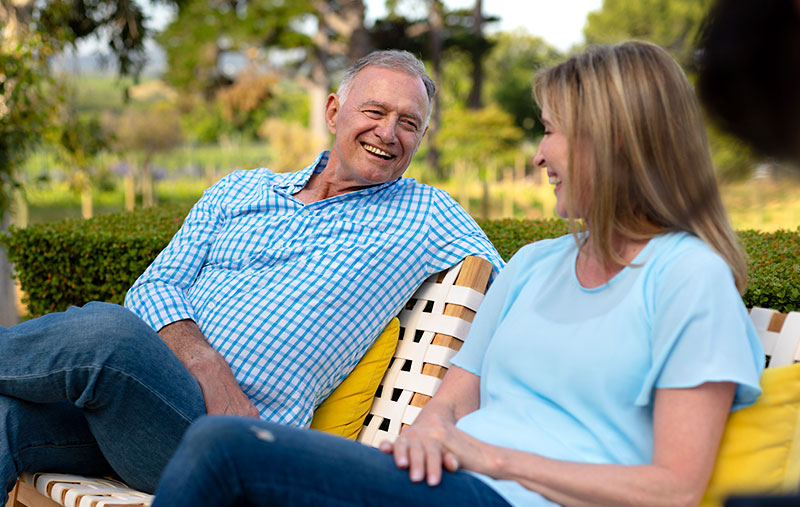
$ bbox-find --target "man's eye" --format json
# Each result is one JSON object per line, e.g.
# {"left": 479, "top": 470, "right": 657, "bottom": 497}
{"left": 403, "top": 120, "right": 419, "bottom": 131}
{"left": 364, "top": 110, "right": 382, "bottom": 117}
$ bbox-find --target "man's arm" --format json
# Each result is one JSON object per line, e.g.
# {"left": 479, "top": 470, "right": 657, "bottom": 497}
{"left": 158, "top": 319, "right": 258, "bottom": 417}
{"left": 125, "top": 172, "right": 258, "bottom": 417}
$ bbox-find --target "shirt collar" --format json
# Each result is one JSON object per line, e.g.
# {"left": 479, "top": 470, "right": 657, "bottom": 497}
{"left": 273, "top": 150, "right": 402, "bottom": 198}
{"left": 273, "top": 150, "right": 330, "bottom": 193}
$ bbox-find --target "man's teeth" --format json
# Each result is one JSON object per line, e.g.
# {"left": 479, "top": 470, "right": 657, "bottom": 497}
{"left": 548, "top": 175, "right": 562, "bottom": 185}
{"left": 363, "top": 144, "right": 392, "bottom": 158}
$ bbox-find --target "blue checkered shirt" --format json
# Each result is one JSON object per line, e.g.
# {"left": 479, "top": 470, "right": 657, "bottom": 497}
{"left": 125, "top": 151, "right": 503, "bottom": 426}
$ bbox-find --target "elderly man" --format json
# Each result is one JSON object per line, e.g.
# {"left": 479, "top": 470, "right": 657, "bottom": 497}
{"left": 0, "top": 50, "right": 502, "bottom": 503}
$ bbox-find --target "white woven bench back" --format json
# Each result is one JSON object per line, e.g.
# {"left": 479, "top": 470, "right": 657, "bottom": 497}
{"left": 357, "top": 256, "right": 493, "bottom": 447}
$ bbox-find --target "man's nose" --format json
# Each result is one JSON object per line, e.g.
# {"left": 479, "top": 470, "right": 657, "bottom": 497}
{"left": 374, "top": 118, "right": 397, "bottom": 144}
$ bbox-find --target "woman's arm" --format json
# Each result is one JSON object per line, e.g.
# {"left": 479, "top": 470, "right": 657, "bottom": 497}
{"left": 441, "top": 381, "right": 736, "bottom": 507}
{"left": 380, "top": 365, "right": 481, "bottom": 486}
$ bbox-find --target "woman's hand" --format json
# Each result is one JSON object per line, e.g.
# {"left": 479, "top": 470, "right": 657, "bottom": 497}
{"left": 377, "top": 365, "right": 481, "bottom": 486}
{"left": 380, "top": 413, "right": 461, "bottom": 486}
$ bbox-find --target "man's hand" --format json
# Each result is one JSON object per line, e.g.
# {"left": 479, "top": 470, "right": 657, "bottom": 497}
{"left": 158, "top": 320, "right": 259, "bottom": 418}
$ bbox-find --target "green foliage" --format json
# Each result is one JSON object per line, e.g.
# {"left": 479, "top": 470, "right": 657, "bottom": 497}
{"left": 584, "top": 0, "right": 712, "bottom": 65}
{"left": 739, "top": 228, "right": 800, "bottom": 313}
{"left": 485, "top": 31, "right": 562, "bottom": 139}
{"left": 438, "top": 105, "right": 523, "bottom": 171}
{"left": 477, "top": 218, "right": 570, "bottom": 260}
{"left": 5, "top": 210, "right": 797, "bottom": 316}
{"left": 1, "top": 205, "right": 188, "bottom": 316}
{"left": 158, "top": 0, "right": 314, "bottom": 95}
{"left": 111, "top": 102, "right": 184, "bottom": 161}
{"left": 0, "top": 36, "right": 56, "bottom": 213}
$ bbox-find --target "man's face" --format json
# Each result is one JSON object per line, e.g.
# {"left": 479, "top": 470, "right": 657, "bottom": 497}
{"left": 326, "top": 66, "right": 430, "bottom": 187}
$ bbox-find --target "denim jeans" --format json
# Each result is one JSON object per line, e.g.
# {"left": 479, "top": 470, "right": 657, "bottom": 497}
{"left": 0, "top": 302, "right": 206, "bottom": 503}
{"left": 153, "top": 416, "right": 511, "bottom": 507}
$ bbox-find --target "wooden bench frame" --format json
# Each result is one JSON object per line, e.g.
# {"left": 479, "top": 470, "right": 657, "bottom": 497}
{"left": 6, "top": 256, "right": 494, "bottom": 507}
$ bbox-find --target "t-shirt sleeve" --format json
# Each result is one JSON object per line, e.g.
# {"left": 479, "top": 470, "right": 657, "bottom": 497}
{"left": 451, "top": 245, "right": 528, "bottom": 376}
{"left": 635, "top": 246, "right": 764, "bottom": 411}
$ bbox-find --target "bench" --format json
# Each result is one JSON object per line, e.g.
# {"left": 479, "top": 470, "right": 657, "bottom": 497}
{"left": 6, "top": 256, "right": 494, "bottom": 507}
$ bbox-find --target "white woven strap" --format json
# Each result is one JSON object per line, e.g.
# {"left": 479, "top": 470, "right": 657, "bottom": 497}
{"left": 25, "top": 473, "right": 153, "bottom": 507}
{"left": 357, "top": 257, "right": 492, "bottom": 448}
{"left": 768, "top": 311, "right": 800, "bottom": 367}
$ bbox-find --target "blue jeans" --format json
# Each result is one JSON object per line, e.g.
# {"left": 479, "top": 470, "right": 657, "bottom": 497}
{"left": 0, "top": 302, "right": 206, "bottom": 503}
{"left": 153, "top": 416, "right": 511, "bottom": 507}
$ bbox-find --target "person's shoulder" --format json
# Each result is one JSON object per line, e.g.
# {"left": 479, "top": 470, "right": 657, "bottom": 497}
{"left": 509, "top": 233, "right": 576, "bottom": 268}
{"left": 647, "top": 231, "right": 733, "bottom": 285}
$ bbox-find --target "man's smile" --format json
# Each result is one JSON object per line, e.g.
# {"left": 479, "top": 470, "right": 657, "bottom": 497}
{"left": 361, "top": 142, "right": 395, "bottom": 160}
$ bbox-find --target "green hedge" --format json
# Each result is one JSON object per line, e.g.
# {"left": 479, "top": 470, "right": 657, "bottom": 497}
{"left": 2, "top": 209, "right": 799, "bottom": 316}
{"left": 2, "top": 206, "right": 186, "bottom": 317}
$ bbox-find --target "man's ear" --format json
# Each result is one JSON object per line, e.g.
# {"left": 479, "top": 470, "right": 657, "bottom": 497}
{"left": 325, "top": 93, "right": 340, "bottom": 135}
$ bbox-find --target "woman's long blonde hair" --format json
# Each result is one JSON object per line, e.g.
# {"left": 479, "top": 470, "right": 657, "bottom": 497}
{"left": 533, "top": 41, "right": 747, "bottom": 292}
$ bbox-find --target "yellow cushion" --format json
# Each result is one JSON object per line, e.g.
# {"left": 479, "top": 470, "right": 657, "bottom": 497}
{"left": 702, "top": 363, "right": 800, "bottom": 506}
{"left": 310, "top": 318, "right": 399, "bottom": 439}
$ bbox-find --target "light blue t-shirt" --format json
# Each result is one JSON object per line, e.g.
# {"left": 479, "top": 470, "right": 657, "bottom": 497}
{"left": 451, "top": 232, "right": 764, "bottom": 506}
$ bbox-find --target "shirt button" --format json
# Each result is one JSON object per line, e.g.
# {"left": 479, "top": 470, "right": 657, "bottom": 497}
{"left": 245, "top": 268, "right": 255, "bottom": 275}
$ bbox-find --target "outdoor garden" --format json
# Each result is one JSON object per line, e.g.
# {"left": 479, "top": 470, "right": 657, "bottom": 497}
{"left": 2, "top": 0, "right": 799, "bottom": 323}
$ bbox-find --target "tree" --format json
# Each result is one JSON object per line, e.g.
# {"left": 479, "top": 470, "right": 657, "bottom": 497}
{"left": 584, "top": 0, "right": 712, "bottom": 65}
{"left": 1, "top": 0, "right": 171, "bottom": 323}
{"left": 111, "top": 103, "right": 184, "bottom": 208}
{"left": 159, "top": 0, "right": 370, "bottom": 147}
{"left": 485, "top": 31, "right": 561, "bottom": 140}
{"left": 0, "top": 34, "right": 54, "bottom": 325}
{"left": 54, "top": 111, "right": 109, "bottom": 218}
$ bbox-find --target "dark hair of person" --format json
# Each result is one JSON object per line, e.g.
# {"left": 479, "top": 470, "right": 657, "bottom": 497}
{"left": 695, "top": 0, "right": 800, "bottom": 159}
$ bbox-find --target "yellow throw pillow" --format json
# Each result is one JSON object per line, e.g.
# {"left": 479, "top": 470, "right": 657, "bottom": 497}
{"left": 310, "top": 318, "right": 399, "bottom": 439}
{"left": 701, "top": 362, "right": 800, "bottom": 506}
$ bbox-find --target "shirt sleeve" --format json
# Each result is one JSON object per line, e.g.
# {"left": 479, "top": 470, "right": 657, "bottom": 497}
{"left": 635, "top": 244, "right": 764, "bottom": 411}
{"left": 450, "top": 245, "right": 529, "bottom": 376}
{"left": 124, "top": 173, "right": 234, "bottom": 332}
{"left": 425, "top": 189, "right": 504, "bottom": 280}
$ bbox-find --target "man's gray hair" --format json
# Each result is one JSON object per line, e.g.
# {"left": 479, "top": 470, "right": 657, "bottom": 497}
{"left": 337, "top": 50, "right": 436, "bottom": 119}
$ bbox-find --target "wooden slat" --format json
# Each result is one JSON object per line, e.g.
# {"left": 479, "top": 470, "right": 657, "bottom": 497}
{"left": 409, "top": 256, "right": 493, "bottom": 409}
{"left": 769, "top": 312, "right": 788, "bottom": 333}
{"left": 8, "top": 480, "right": 60, "bottom": 507}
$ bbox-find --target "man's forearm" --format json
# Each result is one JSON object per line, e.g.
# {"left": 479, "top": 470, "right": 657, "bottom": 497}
{"left": 158, "top": 319, "right": 259, "bottom": 417}
{"left": 158, "top": 319, "right": 216, "bottom": 371}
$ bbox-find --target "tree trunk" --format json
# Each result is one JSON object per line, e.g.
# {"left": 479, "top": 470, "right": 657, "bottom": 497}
{"left": 124, "top": 171, "right": 135, "bottom": 211}
{"left": 309, "top": 10, "right": 331, "bottom": 152}
{"left": 141, "top": 164, "right": 155, "bottom": 208}
{"left": 427, "top": 0, "right": 444, "bottom": 178}
{"left": 81, "top": 184, "right": 93, "bottom": 219}
{"left": 13, "top": 187, "right": 28, "bottom": 228}
{"left": 0, "top": 210, "right": 18, "bottom": 326}
{"left": 467, "top": 0, "right": 484, "bottom": 110}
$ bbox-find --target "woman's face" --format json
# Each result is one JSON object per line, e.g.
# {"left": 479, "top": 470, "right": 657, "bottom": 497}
{"left": 533, "top": 106, "right": 588, "bottom": 219}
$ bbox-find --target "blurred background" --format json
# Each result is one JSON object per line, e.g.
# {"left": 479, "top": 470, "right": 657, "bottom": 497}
{"left": 2, "top": 0, "right": 799, "bottom": 230}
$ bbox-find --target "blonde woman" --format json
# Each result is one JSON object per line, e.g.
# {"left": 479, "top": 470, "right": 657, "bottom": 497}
{"left": 152, "top": 41, "right": 763, "bottom": 507}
